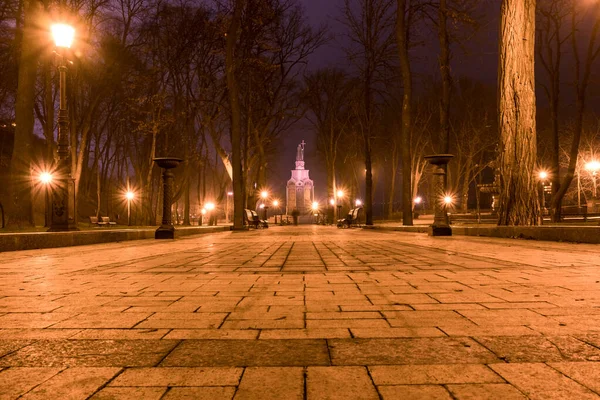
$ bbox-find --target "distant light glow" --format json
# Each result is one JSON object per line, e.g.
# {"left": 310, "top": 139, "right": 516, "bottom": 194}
{"left": 261, "top": 191, "right": 269, "bottom": 199}
{"left": 329, "top": 199, "right": 335, "bottom": 206}
{"left": 51, "top": 24, "right": 75, "bottom": 48}
{"left": 414, "top": 196, "right": 422, "bottom": 205}
{"left": 125, "top": 191, "right": 135, "bottom": 200}
{"left": 201, "top": 208, "right": 207, "bottom": 215}
{"left": 227, "top": 191, "right": 233, "bottom": 196}
{"left": 205, "top": 202, "right": 215, "bottom": 211}
{"left": 272, "top": 200, "right": 279, "bottom": 207}
{"left": 39, "top": 172, "right": 53, "bottom": 185}
{"left": 336, "top": 190, "right": 344, "bottom": 198}
{"left": 355, "top": 199, "right": 362, "bottom": 206}
{"left": 259, "top": 204, "right": 265, "bottom": 209}
{"left": 585, "top": 161, "right": 600, "bottom": 172}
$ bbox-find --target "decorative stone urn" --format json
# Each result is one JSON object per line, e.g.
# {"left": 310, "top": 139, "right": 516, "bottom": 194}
{"left": 424, "top": 154, "right": 454, "bottom": 237}
{"left": 154, "top": 157, "right": 183, "bottom": 239}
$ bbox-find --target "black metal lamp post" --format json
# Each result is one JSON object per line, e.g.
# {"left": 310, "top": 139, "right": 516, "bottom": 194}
{"left": 424, "top": 154, "right": 454, "bottom": 236}
{"left": 154, "top": 157, "right": 183, "bottom": 239}
{"left": 48, "top": 24, "right": 78, "bottom": 232}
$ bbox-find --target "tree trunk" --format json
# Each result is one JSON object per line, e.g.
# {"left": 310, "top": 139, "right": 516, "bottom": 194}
{"left": 396, "top": 0, "right": 413, "bottom": 226}
{"left": 497, "top": 0, "right": 539, "bottom": 226}
{"left": 438, "top": 0, "right": 451, "bottom": 154}
{"left": 227, "top": 0, "right": 245, "bottom": 230}
{"left": 8, "top": 0, "right": 39, "bottom": 228}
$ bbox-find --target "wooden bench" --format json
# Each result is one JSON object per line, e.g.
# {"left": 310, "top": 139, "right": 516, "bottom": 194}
{"left": 89, "top": 216, "right": 108, "bottom": 227}
{"left": 337, "top": 207, "right": 362, "bottom": 228}
{"left": 90, "top": 216, "right": 117, "bottom": 227}
{"left": 101, "top": 216, "right": 117, "bottom": 226}
{"left": 244, "top": 209, "right": 268, "bottom": 228}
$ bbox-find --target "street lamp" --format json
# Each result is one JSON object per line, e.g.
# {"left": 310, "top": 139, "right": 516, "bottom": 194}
{"left": 200, "top": 208, "right": 206, "bottom": 226}
{"left": 125, "top": 191, "right": 134, "bottom": 226}
{"left": 585, "top": 161, "right": 600, "bottom": 198}
{"left": 272, "top": 200, "right": 279, "bottom": 224}
{"left": 39, "top": 172, "right": 53, "bottom": 227}
{"left": 226, "top": 191, "right": 233, "bottom": 223}
{"left": 48, "top": 23, "right": 78, "bottom": 232}
{"left": 355, "top": 199, "right": 362, "bottom": 207}
{"left": 538, "top": 171, "right": 549, "bottom": 210}
{"left": 336, "top": 190, "right": 344, "bottom": 221}
{"left": 205, "top": 202, "right": 216, "bottom": 226}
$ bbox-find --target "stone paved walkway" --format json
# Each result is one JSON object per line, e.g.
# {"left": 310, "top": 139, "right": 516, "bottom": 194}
{"left": 0, "top": 225, "right": 600, "bottom": 399}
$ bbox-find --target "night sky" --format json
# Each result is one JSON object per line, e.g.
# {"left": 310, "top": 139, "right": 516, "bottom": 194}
{"left": 275, "top": 0, "right": 501, "bottom": 204}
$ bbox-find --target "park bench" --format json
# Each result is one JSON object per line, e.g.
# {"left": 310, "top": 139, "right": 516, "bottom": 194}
{"left": 89, "top": 216, "right": 105, "bottom": 227}
{"left": 337, "top": 207, "right": 362, "bottom": 228}
{"left": 244, "top": 209, "right": 268, "bottom": 228}
{"left": 101, "top": 216, "right": 117, "bottom": 226}
{"left": 90, "top": 216, "right": 117, "bottom": 227}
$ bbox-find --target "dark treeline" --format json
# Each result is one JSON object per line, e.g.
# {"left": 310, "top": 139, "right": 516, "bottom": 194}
{"left": 0, "top": 0, "right": 599, "bottom": 228}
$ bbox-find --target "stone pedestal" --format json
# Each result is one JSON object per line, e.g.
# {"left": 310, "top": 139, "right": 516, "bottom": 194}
{"left": 424, "top": 154, "right": 453, "bottom": 237}
{"left": 154, "top": 157, "right": 183, "bottom": 239}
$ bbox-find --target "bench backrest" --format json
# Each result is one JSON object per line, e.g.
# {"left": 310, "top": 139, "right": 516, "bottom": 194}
{"left": 250, "top": 210, "right": 260, "bottom": 220}
{"left": 101, "top": 216, "right": 110, "bottom": 223}
{"left": 89, "top": 216, "right": 98, "bottom": 223}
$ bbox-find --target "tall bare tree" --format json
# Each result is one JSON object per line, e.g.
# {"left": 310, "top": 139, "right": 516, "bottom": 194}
{"left": 396, "top": 0, "right": 413, "bottom": 225}
{"left": 8, "top": 0, "right": 40, "bottom": 228}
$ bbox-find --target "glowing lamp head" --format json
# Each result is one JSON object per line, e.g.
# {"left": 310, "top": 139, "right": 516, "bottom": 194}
{"left": 585, "top": 161, "right": 600, "bottom": 172}
{"left": 227, "top": 191, "right": 233, "bottom": 196}
{"left": 260, "top": 191, "right": 268, "bottom": 199}
{"left": 259, "top": 204, "right": 265, "bottom": 209}
{"left": 125, "top": 191, "right": 135, "bottom": 200}
{"left": 414, "top": 196, "right": 422, "bottom": 205}
{"left": 272, "top": 200, "right": 279, "bottom": 207}
{"left": 443, "top": 196, "right": 453, "bottom": 205}
{"left": 51, "top": 24, "right": 75, "bottom": 48}
{"left": 329, "top": 199, "right": 335, "bottom": 206}
{"left": 312, "top": 201, "right": 319, "bottom": 210}
{"left": 355, "top": 199, "right": 362, "bottom": 207}
{"left": 201, "top": 208, "right": 207, "bottom": 215}
{"left": 39, "top": 172, "right": 53, "bottom": 185}
{"left": 538, "top": 171, "right": 548, "bottom": 180}
{"left": 336, "top": 190, "right": 344, "bottom": 198}
{"left": 205, "top": 202, "right": 215, "bottom": 211}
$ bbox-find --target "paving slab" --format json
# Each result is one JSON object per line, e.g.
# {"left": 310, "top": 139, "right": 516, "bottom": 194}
{"left": 1, "top": 226, "right": 600, "bottom": 398}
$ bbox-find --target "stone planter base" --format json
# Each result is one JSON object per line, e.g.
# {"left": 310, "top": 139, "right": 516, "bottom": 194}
{"left": 155, "top": 225, "right": 176, "bottom": 239}
{"left": 429, "top": 225, "right": 452, "bottom": 237}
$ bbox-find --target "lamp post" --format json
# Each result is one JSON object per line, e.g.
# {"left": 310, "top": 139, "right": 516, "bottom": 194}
{"left": 260, "top": 191, "right": 269, "bottom": 221}
{"left": 39, "top": 172, "right": 53, "bottom": 227}
{"left": 125, "top": 191, "right": 134, "bottom": 226}
{"left": 336, "top": 190, "right": 344, "bottom": 222}
{"left": 48, "top": 24, "right": 78, "bottom": 232}
{"left": 424, "top": 154, "right": 453, "bottom": 236}
{"left": 272, "top": 200, "right": 279, "bottom": 224}
{"left": 538, "top": 171, "right": 548, "bottom": 210}
{"left": 226, "top": 191, "right": 233, "bottom": 223}
{"left": 312, "top": 201, "right": 320, "bottom": 224}
{"left": 200, "top": 208, "right": 206, "bottom": 226}
{"left": 414, "top": 196, "right": 422, "bottom": 218}
{"left": 329, "top": 198, "right": 335, "bottom": 224}
{"left": 585, "top": 161, "right": 600, "bottom": 198}
{"left": 154, "top": 157, "right": 183, "bottom": 239}
{"left": 205, "top": 202, "right": 216, "bottom": 226}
